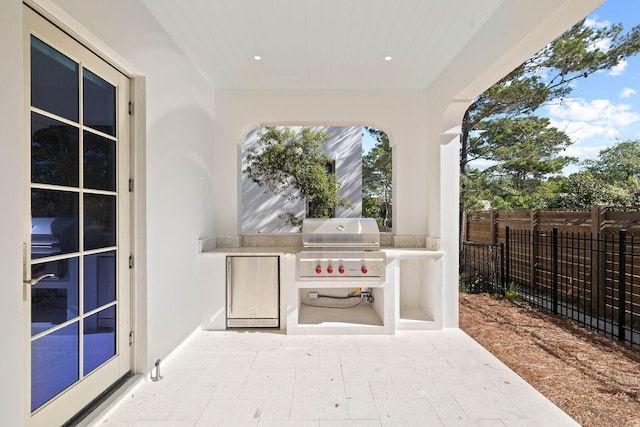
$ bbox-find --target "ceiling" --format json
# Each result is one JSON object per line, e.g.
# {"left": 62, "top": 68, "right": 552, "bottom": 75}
{"left": 140, "top": 0, "right": 506, "bottom": 90}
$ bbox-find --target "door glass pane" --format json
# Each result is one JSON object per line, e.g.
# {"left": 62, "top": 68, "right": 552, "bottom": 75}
{"left": 31, "top": 257, "right": 79, "bottom": 336}
{"left": 84, "top": 251, "right": 116, "bottom": 312}
{"left": 83, "top": 306, "right": 116, "bottom": 376}
{"left": 83, "top": 68, "right": 116, "bottom": 136}
{"left": 84, "top": 194, "right": 116, "bottom": 250}
{"left": 31, "top": 36, "right": 78, "bottom": 121}
{"left": 31, "top": 112, "right": 79, "bottom": 187}
{"left": 84, "top": 131, "right": 115, "bottom": 191}
{"left": 31, "top": 189, "right": 79, "bottom": 259}
{"left": 31, "top": 322, "right": 79, "bottom": 411}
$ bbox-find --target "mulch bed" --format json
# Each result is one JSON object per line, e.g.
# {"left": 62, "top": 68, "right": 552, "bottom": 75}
{"left": 459, "top": 292, "right": 640, "bottom": 427}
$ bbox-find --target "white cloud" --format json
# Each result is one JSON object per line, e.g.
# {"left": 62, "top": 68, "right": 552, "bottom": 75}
{"left": 591, "top": 38, "right": 612, "bottom": 52}
{"left": 546, "top": 98, "right": 640, "bottom": 163}
{"left": 563, "top": 144, "right": 609, "bottom": 161}
{"left": 549, "top": 118, "right": 620, "bottom": 144}
{"left": 609, "top": 59, "right": 628, "bottom": 76}
{"left": 620, "top": 87, "right": 636, "bottom": 99}
{"left": 585, "top": 16, "right": 611, "bottom": 30}
{"left": 584, "top": 16, "right": 613, "bottom": 52}
{"left": 467, "top": 158, "right": 498, "bottom": 171}
{"left": 547, "top": 98, "right": 640, "bottom": 128}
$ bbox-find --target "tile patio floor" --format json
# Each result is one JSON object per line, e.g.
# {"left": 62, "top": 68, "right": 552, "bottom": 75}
{"left": 91, "top": 329, "right": 578, "bottom": 427}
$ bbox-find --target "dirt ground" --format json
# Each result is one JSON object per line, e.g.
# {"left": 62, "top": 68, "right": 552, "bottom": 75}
{"left": 459, "top": 292, "right": 640, "bottom": 427}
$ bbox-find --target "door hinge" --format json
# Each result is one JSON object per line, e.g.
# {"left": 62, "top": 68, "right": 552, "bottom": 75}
{"left": 129, "top": 255, "right": 134, "bottom": 269}
{"left": 129, "top": 179, "right": 134, "bottom": 192}
{"left": 129, "top": 331, "right": 134, "bottom": 346}
{"left": 128, "top": 101, "right": 134, "bottom": 115}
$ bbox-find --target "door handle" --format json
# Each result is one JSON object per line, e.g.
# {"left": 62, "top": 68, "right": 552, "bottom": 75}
{"left": 227, "top": 258, "right": 233, "bottom": 314}
{"left": 21, "top": 243, "right": 54, "bottom": 286}
{"left": 24, "top": 274, "right": 55, "bottom": 286}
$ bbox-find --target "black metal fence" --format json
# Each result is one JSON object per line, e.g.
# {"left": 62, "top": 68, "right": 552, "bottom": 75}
{"left": 459, "top": 241, "right": 502, "bottom": 294}
{"left": 461, "top": 227, "right": 640, "bottom": 349}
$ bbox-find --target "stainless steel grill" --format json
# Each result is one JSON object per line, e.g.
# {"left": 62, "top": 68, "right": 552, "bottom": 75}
{"left": 297, "top": 218, "right": 386, "bottom": 280}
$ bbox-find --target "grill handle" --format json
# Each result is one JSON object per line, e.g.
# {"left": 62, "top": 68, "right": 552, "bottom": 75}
{"left": 302, "top": 242, "right": 380, "bottom": 249}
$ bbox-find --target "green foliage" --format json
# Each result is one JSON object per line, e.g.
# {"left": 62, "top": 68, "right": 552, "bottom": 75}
{"left": 474, "top": 117, "right": 574, "bottom": 183}
{"left": 553, "top": 172, "right": 638, "bottom": 208}
{"left": 465, "top": 116, "right": 574, "bottom": 209}
{"left": 473, "top": 173, "right": 562, "bottom": 210}
{"left": 551, "top": 140, "right": 640, "bottom": 208}
{"left": 504, "top": 282, "right": 520, "bottom": 301}
{"left": 584, "top": 140, "right": 640, "bottom": 183}
{"left": 362, "top": 127, "right": 392, "bottom": 230}
{"left": 459, "top": 276, "right": 489, "bottom": 294}
{"left": 244, "top": 126, "right": 353, "bottom": 228}
{"left": 460, "top": 169, "right": 494, "bottom": 212}
{"left": 362, "top": 196, "right": 380, "bottom": 218}
{"left": 460, "top": 18, "right": 640, "bottom": 214}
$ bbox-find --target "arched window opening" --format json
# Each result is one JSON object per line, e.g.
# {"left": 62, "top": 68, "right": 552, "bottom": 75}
{"left": 241, "top": 125, "right": 391, "bottom": 233}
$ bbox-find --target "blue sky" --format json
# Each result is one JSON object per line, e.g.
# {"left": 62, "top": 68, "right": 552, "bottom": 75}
{"left": 364, "top": 0, "right": 640, "bottom": 173}
{"left": 546, "top": 0, "right": 640, "bottom": 173}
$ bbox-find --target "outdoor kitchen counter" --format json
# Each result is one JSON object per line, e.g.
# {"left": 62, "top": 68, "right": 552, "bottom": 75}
{"left": 200, "top": 247, "right": 446, "bottom": 333}
{"left": 382, "top": 248, "right": 445, "bottom": 257}
{"left": 200, "top": 247, "right": 445, "bottom": 256}
{"left": 199, "top": 248, "right": 297, "bottom": 331}
{"left": 202, "top": 246, "right": 298, "bottom": 254}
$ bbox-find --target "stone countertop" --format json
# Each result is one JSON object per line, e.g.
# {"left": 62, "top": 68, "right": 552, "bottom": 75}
{"left": 201, "top": 246, "right": 299, "bottom": 255}
{"left": 382, "top": 248, "right": 446, "bottom": 258}
{"left": 200, "top": 233, "right": 444, "bottom": 256}
{"left": 201, "top": 246, "right": 445, "bottom": 258}
{"left": 200, "top": 233, "right": 442, "bottom": 252}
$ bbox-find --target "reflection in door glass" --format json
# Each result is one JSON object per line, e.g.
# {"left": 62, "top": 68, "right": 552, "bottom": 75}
{"left": 84, "top": 131, "right": 116, "bottom": 191}
{"left": 83, "top": 68, "right": 116, "bottom": 136}
{"left": 31, "top": 36, "right": 79, "bottom": 122}
{"left": 83, "top": 306, "right": 116, "bottom": 376}
{"left": 31, "top": 189, "right": 79, "bottom": 259}
{"left": 31, "top": 257, "right": 79, "bottom": 336}
{"left": 84, "top": 194, "right": 116, "bottom": 250}
{"left": 31, "top": 322, "right": 79, "bottom": 411}
{"left": 31, "top": 112, "right": 79, "bottom": 187}
{"left": 84, "top": 251, "right": 116, "bottom": 312}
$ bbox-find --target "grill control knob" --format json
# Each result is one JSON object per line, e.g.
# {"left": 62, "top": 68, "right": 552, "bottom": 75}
{"left": 361, "top": 266, "right": 368, "bottom": 274}
{"left": 327, "top": 266, "right": 334, "bottom": 274}
{"left": 315, "top": 266, "right": 322, "bottom": 274}
{"left": 338, "top": 266, "right": 345, "bottom": 274}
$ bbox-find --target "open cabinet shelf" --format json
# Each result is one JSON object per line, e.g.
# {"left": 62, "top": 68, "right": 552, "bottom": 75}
{"left": 292, "top": 287, "right": 390, "bottom": 334}
{"left": 395, "top": 257, "right": 442, "bottom": 330}
{"left": 298, "top": 302, "right": 383, "bottom": 326}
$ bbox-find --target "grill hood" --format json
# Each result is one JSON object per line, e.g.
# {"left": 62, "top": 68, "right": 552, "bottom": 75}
{"left": 301, "top": 218, "right": 380, "bottom": 250}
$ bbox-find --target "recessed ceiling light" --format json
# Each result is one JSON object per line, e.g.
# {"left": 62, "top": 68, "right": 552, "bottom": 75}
{"left": 384, "top": 56, "right": 392, "bottom": 61}
{"left": 254, "top": 55, "right": 262, "bottom": 61}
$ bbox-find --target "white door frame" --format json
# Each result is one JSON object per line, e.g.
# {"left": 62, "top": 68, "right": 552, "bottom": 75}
{"left": 23, "top": 5, "right": 138, "bottom": 425}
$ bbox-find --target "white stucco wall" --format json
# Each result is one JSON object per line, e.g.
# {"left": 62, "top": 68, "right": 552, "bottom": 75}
{"left": 31, "top": 0, "right": 218, "bottom": 375}
{"left": 213, "top": 89, "right": 436, "bottom": 239}
{"left": 242, "top": 126, "right": 363, "bottom": 233}
{"left": 0, "top": 3, "right": 25, "bottom": 425}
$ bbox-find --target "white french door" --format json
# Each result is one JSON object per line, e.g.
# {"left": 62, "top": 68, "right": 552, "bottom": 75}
{"left": 23, "top": 6, "right": 131, "bottom": 426}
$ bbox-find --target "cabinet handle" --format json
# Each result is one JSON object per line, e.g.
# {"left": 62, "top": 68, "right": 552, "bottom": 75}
{"left": 227, "top": 258, "right": 233, "bottom": 314}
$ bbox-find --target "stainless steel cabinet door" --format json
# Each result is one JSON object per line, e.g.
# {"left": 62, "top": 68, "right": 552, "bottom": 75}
{"left": 226, "top": 256, "right": 279, "bottom": 323}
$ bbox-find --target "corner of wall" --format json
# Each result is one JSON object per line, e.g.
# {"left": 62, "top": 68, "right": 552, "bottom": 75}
{"left": 0, "top": 2, "right": 26, "bottom": 424}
